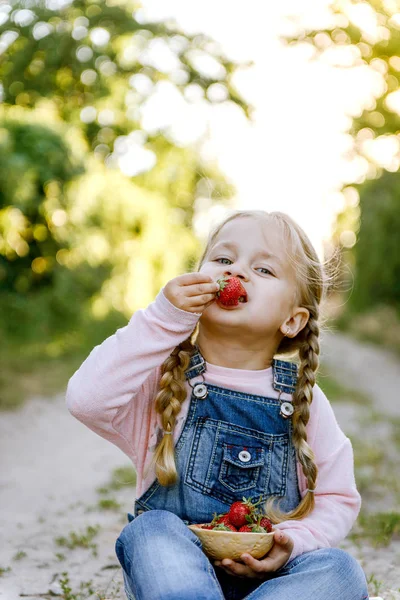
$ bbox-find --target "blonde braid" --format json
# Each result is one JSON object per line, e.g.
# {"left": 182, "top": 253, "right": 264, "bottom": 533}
{"left": 264, "top": 306, "right": 320, "bottom": 523}
{"left": 152, "top": 330, "right": 197, "bottom": 486}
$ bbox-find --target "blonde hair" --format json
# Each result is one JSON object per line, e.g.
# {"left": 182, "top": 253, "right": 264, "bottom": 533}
{"left": 150, "top": 210, "right": 327, "bottom": 523}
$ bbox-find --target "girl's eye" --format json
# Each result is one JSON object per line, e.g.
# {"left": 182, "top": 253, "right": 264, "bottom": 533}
{"left": 214, "top": 259, "right": 273, "bottom": 276}
{"left": 215, "top": 257, "right": 232, "bottom": 264}
{"left": 257, "top": 267, "right": 273, "bottom": 275}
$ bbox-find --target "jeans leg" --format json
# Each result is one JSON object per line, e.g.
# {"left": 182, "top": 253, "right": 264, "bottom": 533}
{"left": 243, "top": 548, "right": 369, "bottom": 600}
{"left": 115, "top": 509, "right": 225, "bottom": 600}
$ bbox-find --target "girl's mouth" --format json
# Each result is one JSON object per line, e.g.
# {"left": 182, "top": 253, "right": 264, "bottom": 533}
{"left": 217, "top": 295, "right": 248, "bottom": 307}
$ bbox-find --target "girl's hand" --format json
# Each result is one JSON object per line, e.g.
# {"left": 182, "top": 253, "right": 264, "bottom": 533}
{"left": 163, "top": 272, "right": 220, "bottom": 314}
{"left": 213, "top": 529, "right": 294, "bottom": 580}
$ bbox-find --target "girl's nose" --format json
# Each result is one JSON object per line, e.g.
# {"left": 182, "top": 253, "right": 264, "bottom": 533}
{"left": 223, "top": 268, "right": 248, "bottom": 281}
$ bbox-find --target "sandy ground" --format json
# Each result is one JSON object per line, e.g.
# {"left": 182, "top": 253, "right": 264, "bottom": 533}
{"left": 0, "top": 331, "right": 399, "bottom": 599}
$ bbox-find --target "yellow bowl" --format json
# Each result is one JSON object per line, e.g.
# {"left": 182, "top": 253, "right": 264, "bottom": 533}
{"left": 188, "top": 524, "right": 275, "bottom": 561}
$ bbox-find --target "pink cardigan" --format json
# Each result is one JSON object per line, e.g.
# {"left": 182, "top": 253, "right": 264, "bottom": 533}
{"left": 66, "top": 289, "right": 361, "bottom": 561}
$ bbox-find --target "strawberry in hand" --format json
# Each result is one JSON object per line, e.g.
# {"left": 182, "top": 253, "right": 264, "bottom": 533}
{"left": 216, "top": 276, "right": 248, "bottom": 307}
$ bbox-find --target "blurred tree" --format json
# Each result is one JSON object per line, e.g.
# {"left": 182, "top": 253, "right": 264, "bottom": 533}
{"left": 283, "top": 0, "right": 400, "bottom": 310}
{"left": 0, "top": 0, "right": 248, "bottom": 330}
{"left": 0, "top": 0, "right": 249, "bottom": 128}
{"left": 0, "top": 0, "right": 246, "bottom": 222}
{"left": 0, "top": 111, "right": 85, "bottom": 293}
{"left": 0, "top": 2, "right": 252, "bottom": 406}
{"left": 64, "top": 160, "right": 202, "bottom": 316}
{"left": 0, "top": 107, "right": 202, "bottom": 328}
{"left": 335, "top": 172, "right": 400, "bottom": 311}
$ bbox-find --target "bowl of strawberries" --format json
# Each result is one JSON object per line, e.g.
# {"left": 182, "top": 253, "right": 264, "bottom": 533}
{"left": 188, "top": 497, "right": 275, "bottom": 561}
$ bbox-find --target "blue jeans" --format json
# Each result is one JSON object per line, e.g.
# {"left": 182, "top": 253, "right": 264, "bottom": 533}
{"left": 115, "top": 510, "right": 369, "bottom": 600}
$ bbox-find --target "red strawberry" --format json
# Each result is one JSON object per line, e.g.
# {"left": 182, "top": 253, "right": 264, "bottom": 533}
{"left": 247, "top": 512, "right": 273, "bottom": 532}
{"left": 238, "top": 525, "right": 253, "bottom": 532}
{"left": 200, "top": 524, "right": 214, "bottom": 530}
{"left": 259, "top": 517, "right": 273, "bottom": 532}
{"left": 228, "top": 498, "right": 257, "bottom": 528}
{"left": 216, "top": 276, "right": 247, "bottom": 306}
{"left": 210, "top": 512, "right": 232, "bottom": 527}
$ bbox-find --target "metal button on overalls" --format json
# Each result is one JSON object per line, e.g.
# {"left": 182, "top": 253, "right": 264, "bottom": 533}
{"left": 238, "top": 450, "right": 251, "bottom": 463}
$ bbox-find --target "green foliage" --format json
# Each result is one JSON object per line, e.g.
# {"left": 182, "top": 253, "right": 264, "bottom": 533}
{"left": 350, "top": 172, "right": 400, "bottom": 311}
{"left": 0, "top": 0, "right": 250, "bottom": 150}
{"left": 0, "top": 306, "right": 127, "bottom": 410}
{"left": 0, "top": 114, "right": 85, "bottom": 293}
{"left": 0, "top": 0, "right": 249, "bottom": 407}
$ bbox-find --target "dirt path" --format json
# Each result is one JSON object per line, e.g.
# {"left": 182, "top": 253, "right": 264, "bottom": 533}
{"left": 321, "top": 332, "right": 400, "bottom": 599}
{"left": 321, "top": 331, "right": 400, "bottom": 417}
{"left": 0, "top": 393, "right": 132, "bottom": 599}
{"left": 0, "top": 332, "right": 399, "bottom": 599}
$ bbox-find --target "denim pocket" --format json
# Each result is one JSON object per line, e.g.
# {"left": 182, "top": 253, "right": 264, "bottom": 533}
{"left": 219, "top": 443, "right": 265, "bottom": 492}
{"left": 184, "top": 418, "right": 289, "bottom": 504}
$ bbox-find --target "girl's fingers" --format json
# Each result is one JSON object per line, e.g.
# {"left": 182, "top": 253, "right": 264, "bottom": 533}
{"left": 185, "top": 283, "right": 219, "bottom": 297}
{"left": 241, "top": 554, "right": 281, "bottom": 573}
{"left": 176, "top": 273, "right": 215, "bottom": 287}
{"left": 215, "top": 559, "right": 263, "bottom": 579}
{"left": 190, "top": 294, "right": 218, "bottom": 306}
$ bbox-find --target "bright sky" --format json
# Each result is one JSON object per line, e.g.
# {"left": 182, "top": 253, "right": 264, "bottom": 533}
{"left": 129, "top": 0, "right": 388, "bottom": 255}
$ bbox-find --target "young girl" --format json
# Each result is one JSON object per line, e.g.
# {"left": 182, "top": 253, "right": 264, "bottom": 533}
{"left": 66, "top": 210, "right": 369, "bottom": 600}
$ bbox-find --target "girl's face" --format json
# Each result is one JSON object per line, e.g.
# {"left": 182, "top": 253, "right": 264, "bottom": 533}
{"left": 199, "top": 217, "right": 304, "bottom": 342}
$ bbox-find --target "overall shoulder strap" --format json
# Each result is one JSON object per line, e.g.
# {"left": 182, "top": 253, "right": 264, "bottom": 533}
{"left": 272, "top": 359, "right": 298, "bottom": 394}
{"left": 184, "top": 348, "right": 206, "bottom": 380}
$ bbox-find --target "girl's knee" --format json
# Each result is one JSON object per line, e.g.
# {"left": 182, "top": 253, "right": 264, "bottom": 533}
{"left": 115, "top": 509, "right": 188, "bottom": 557}
{"left": 319, "top": 548, "right": 367, "bottom": 587}
{"left": 129, "top": 509, "right": 185, "bottom": 536}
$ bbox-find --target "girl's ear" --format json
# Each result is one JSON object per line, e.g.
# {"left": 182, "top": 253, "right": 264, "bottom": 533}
{"left": 280, "top": 307, "right": 310, "bottom": 338}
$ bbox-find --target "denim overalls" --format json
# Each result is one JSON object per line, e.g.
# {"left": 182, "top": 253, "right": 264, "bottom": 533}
{"left": 132, "top": 348, "right": 301, "bottom": 523}
{"left": 115, "top": 349, "right": 369, "bottom": 600}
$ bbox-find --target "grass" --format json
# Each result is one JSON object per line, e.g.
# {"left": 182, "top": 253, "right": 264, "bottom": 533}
{"left": 58, "top": 571, "right": 95, "bottom": 600}
{"left": 0, "top": 566, "right": 11, "bottom": 576}
{"left": 12, "top": 550, "right": 27, "bottom": 560}
{"left": 367, "top": 573, "right": 385, "bottom": 596}
{"left": 351, "top": 434, "right": 400, "bottom": 502}
{"left": 0, "top": 311, "right": 126, "bottom": 411}
{"left": 0, "top": 350, "right": 82, "bottom": 411}
{"left": 96, "top": 465, "right": 137, "bottom": 495}
{"left": 97, "top": 498, "right": 121, "bottom": 511}
{"left": 55, "top": 552, "right": 66, "bottom": 561}
{"left": 390, "top": 416, "right": 400, "bottom": 450}
{"left": 351, "top": 511, "right": 400, "bottom": 547}
{"left": 86, "top": 497, "right": 122, "bottom": 513}
{"left": 89, "top": 465, "right": 136, "bottom": 512}
{"left": 55, "top": 524, "right": 101, "bottom": 557}
{"left": 56, "top": 570, "right": 122, "bottom": 600}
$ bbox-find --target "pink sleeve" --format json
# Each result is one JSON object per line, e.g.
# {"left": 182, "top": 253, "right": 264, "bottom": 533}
{"left": 65, "top": 289, "right": 200, "bottom": 465}
{"left": 276, "top": 385, "right": 361, "bottom": 561}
